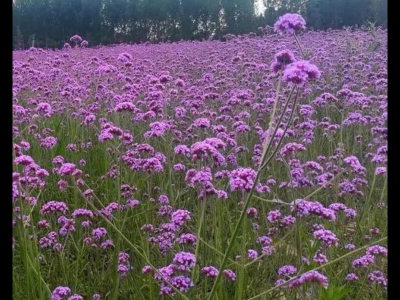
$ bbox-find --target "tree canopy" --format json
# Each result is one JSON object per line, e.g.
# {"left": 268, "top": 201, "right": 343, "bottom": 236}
{"left": 12, "top": 0, "right": 387, "bottom": 49}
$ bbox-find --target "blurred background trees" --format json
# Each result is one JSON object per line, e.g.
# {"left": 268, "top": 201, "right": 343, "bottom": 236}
{"left": 12, "top": 0, "right": 387, "bottom": 49}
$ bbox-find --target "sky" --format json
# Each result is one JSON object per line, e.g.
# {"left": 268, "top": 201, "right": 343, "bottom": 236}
{"left": 255, "top": 0, "right": 266, "bottom": 16}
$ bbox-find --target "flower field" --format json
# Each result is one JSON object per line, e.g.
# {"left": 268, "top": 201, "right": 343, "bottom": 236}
{"left": 13, "top": 15, "right": 387, "bottom": 300}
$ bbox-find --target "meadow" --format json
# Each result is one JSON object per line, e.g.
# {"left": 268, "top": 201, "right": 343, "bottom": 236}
{"left": 13, "top": 14, "right": 387, "bottom": 300}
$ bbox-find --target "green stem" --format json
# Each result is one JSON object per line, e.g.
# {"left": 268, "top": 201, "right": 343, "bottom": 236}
{"left": 207, "top": 85, "right": 299, "bottom": 300}
{"left": 246, "top": 236, "right": 387, "bottom": 300}
{"left": 260, "top": 87, "right": 299, "bottom": 170}
{"left": 294, "top": 33, "right": 306, "bottom": 59}
{"left": 259, "top": 84, "right": 295, "bottom": 166}
{"left": 237, "top": 198, "right": 248, "bottom": 299}
{"left": 206, "top": 170, "right": 262, "bottom": 300}
{"left": 191, "top": 199, "right": 206, "bottom": 282}
{"left": 75, "top": 184, "right": 190, "bottom": 300}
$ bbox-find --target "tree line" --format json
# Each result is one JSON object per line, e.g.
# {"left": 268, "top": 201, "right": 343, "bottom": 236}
{"left": 12, "top": 0, "right": 387, "bottom": 50}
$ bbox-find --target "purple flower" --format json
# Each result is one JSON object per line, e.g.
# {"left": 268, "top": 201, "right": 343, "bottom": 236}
{"left": 171, "top": 209, "right": 191, "bottom": 226}
{"left": 142, "top": 266, "right": 153, "bottom": 274}
{"left": 81, "top": 40, "right": 88, "bottom": 48}
{"left": 170, "top": 276, "right": 194, "bottom": 292}
{"left": 159, "top": 284, "right": 174, "bottom": 296}
{"left": 118, "top": 264, "right": 130, "bottom": 277}
{"left": 313, "top": 229, "right": 338, "bottom": 247}
{"left": 367, "top": 271, "right": 387, "bottom": 289}
{"left": 280, "top": 215, "right": 296, "bottom": 228}
{"left": 343, "top": 156, "right": 367, "bottom": 175}
{"left": 115, "top": 102, "right": 137, "bottom": 112}
{"left": 313, "top": 253, "right": 328, "bottom": 265}
{"left": 375, "top": 167, "right": 387, "bottom": 175}
{"left": 72, "top": 208, "right": 93, "bottom": 219}
{"left": 328, "top": 203, "right": 347, "bottom": 211}
{"left": 193, "top": 118, "right": 211, "bottom": 128}
{"left": 81, "top": 220, "right": 92, "bottom": 228}
{"left": 92, "top": 227, "right": 107, "bottom": 241}
{"left": 68, "top": 295, "right": 83, "bottom": 300}
{"left": 352, "top": 254, "right": 375, "bottom": 268}
{"left": 173, "top": 252, "right": 196, "bottom": 271}
{"left": 278, "top": 265, "right": 297, "bottom": 278}
{"left": 261, "top": 246, "right": 276, "bottom": 256}
{"left": 51, "top": 286, "right": 71, "bottom": 300}
{"left": 173, "top": 163, "right": 186, "bottom": 171}
{"left": 345, "top": 244, "right": 356, "bottom": 251}
{"left": 117, "top": 52, "right": 132, "bottom": 62}
{"left": 256, "top": 236, "right": 273, "bottom": 246}
{"left": 229, "top": 167, "right": 257, "bottom": 192}
{"left": 274, "top": 13, "right": 306, "bottom": 35}
{"left": 40, "top": 136, "right": 58, "bottom": 149}
{"left": 346, "top": 273, "right": 359, "bottom": 281}
{"left": 275, "top": 279, "right": 287, "bottom": 287}
{"left": 280, "top": 142, "right": 307, "bottom": 157}
{"left": 270, "top": 49, "right": 296, "bottom": 73}
{"left": 40, "top": 201, "right": 68, "bottom": 215}
{"left": 177, "top": 233, "right": 197, "bottom": 245}
{"left": 267, "top": 210, "right": 282, "bottom": 223}
{"left": 366, "top": 245, "right": 387, "bottom": 257}
{"left": 344, "top": 208, "right": 357, "bottom": 218}
{"left": 283, "top": 61, "right": 321, "bottom": 86}
{"left": 14, "top": 155, "right": 34, "bottom": 166}
{"left": 190, "top": 141, "right": 225, "bottom": 166}
{"left": 59, "top": 163, "right": 77, "bottom": 176}
{"left": 119, "top": 252, "right": 130, "bottom": 264}
{"left": 70, "top": 35, "right": 82, "bottom": 43}
{"left": 289, "top": 270, "right": 328, "bottom": 289}
{"left": 246, "top": 207, "right": 258, "bottom": 218}
{"left": 223, "top": 269, "right": 236, "bottom": 281}
{"left": 202, "top": 266, "right": 219, "bottom": 278}
{"left": 154, "top": 265, "right": 175, "bottom": 282}
{"left": 158, "top": 195, "right": 169, "bottom": 204}
{"left": 247, "top": 249, "right": 258, "bottom": 260}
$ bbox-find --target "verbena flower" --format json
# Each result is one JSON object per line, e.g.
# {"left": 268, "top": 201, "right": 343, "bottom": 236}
{"left": 51, "top": 286, "right": 71, "bottom": 300}
{"left": 278, "top": 265, "right": 297, "bottom": 278}
{"left": 68, "top": 295, "right": 83, "bottom": 300}
{"left": 313, "top": 229, "right": 339, "bottom": 248}
{"left": 282, "top": 61, "right": 321, "bottom": 86}
{"left": 274, "top": 13, "right": 306, "bottom": 35}
{"left": 352, "top": 254, "right": 375, "bottom": 268}
{"left": 70, "top": 35, "right": 82, "bottom": 43}
{"left": 270, "top": 49, "right": 296, "bottom": 73}
{"left": 367, "top": 271, "right": 387, "bottom": 289}
{"left": 247, "top": 249, "right": 258, "bottom": 260}
{"left": 289, "top": 270, "right": 328, "bottom": 289}
{"left": 223, "top": 269, "right": 236, "bottom": 281}
{"left": 366, "top": 245, "right": 387, "bottom": 257}
{"left": 173, "top": 252, "right": 196, "bottom": 271}
{"left": 346, "top": 273, "right": 359, "bottom": 281}
{"left": 202, "top": 266, "right": 219, "bottom": 278}
{"left": 170, "top": 276, "right": 194, "bottom": 292}
{"left": 171, "top": 209, "right": 191, "bottom": 226}
{"left": 177, "top": 233, "right": 197, "bottom": 245}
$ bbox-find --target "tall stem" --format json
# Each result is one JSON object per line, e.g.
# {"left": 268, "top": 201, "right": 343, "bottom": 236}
{"left": 259, "top": 85, "right": 295, "bottom": 167}
{"left": 260, "top": 87, "right": 299, "bottom": 170}
{"left": 206, "top": 166, "right": 263, "bottom": 300}
{"left": 247, "top": 236, "right": 387, "bottom": 300}
{"left": 294, "top": 33, "right": 306, "bottom": 59}
{"left": 192, "top": 198, "right": 206, "bottom": 282}
{"left": 207, "top": 86, "right": 299, "bottom": 300}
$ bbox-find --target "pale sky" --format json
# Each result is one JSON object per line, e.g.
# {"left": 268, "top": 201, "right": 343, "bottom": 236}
{"left": 255, "top": 0, "right": 266, "bottom": 16}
